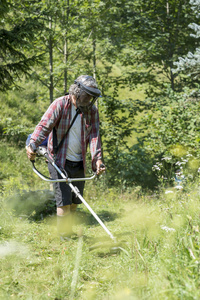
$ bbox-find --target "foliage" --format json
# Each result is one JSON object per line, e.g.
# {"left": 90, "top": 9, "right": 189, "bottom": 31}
{"left": 0, "top": 0, "right": 43, "bottom": 91}
{"left": 139, "top": 88, "right": 200, "bottom": 157}
{"left": 153, "top": 153, "right": 200, "bottom": 190}
{"left": 1, "top": 0, "right": 200, "bottom": 190}
{"left": 0, "top": 83, "right": 49, "bottom": 146}
{"left": 99, "top": 82, "right": 156, "bottom": 189}
{"left": 173, "top": 0, "right": 200, "bottom": 91}
{"left": 114, "top": 0, "right": 198, "bottom": 95}
{"left": 29, "top": 0, "right": 93, "bottom": 101}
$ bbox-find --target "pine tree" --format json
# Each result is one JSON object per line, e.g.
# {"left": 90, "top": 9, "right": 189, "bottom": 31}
{"left": 0, "top": 0, "right": 43, "bottom": 91}
{"left": 109, "top": 0, "right": 198, "bottom": 96}
{"left": 173, "top": 0, "right": 200, "bottom": 84}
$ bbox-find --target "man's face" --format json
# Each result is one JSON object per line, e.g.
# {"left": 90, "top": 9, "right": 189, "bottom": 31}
{"left": 76, "top": 90, "right": 92, "bottom": 107}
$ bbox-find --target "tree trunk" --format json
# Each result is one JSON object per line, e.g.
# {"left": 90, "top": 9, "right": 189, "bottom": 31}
{"left": 49, "top": 17, "right": 54, "bottom": 103}
{"left": 64, "top": 38, "right": 68, "bottom": 94}
{"left": 92, "top": 34, "right": 98, "bottom": 108}
{"left": 93, "top": 38, "right": 96, "bottom": 80}
{"left": 64, "top": 0, "right": 69, "bottom": 93}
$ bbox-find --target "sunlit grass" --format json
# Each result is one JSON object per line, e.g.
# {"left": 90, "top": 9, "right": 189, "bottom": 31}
{"left": 1, "top": 178, "right": 200, "bottom": 299}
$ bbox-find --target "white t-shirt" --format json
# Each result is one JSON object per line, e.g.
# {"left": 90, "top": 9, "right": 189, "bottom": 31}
{"left": 66, "top": 104, "right": 82, "bottom": 161}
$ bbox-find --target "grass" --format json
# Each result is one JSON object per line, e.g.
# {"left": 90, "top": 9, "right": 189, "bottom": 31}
{"left": 1, "top": 177, "right": 200, "bottom": 299}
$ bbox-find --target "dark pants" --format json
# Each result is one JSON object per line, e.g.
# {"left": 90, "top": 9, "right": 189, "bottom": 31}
{"left": 48, "top": 160, "right": 85, "bottom": 207}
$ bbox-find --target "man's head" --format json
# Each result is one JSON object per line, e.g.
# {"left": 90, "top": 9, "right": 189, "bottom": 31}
{"left": 69, "top": 75, "right": 101, "bottom": 108}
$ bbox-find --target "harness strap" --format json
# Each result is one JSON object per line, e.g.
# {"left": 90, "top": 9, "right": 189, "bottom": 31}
{"left": 53, "top": 107, "right": 81, "bottom": 156}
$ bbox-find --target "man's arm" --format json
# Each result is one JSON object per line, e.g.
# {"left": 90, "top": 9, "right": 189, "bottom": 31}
{"left": 26, "top": 97, "right": 65, "bottom": 160}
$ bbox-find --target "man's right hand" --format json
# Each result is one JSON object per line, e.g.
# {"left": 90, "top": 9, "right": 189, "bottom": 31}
{"left": 26, "top": 145, "right": 36, "bottom": 161}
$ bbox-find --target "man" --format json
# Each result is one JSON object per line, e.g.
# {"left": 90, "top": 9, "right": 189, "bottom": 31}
{"left": 26, "top": 75, "right": 105, "bottom": 240}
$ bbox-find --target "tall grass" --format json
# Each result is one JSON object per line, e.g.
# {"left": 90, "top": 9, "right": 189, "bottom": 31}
{"left": 1, "top": 174, "right": 200, "bottom": 299}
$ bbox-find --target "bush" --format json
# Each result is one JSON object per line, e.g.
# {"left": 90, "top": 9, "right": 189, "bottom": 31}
{"left": 140, "top": 88, "right": 200, "bottom": 159}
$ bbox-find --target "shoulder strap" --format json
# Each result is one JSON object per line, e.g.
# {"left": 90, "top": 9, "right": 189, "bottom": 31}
{"left": 53, "top": 107, "right": 81, "bottom": 155}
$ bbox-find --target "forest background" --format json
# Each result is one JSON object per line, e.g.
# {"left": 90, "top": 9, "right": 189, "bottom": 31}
{"left": 1, "top": 0, "right": 200, "bottom": 299}
{"left": 2, "top": 0, "right": 200, "bottom": 190}
{"left": 1, "top": 0, "right": 200, "bottom": 190}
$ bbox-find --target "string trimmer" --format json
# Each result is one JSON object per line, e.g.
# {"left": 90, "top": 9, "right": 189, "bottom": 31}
{"left": 30, "top": 146, "right": 123, "bottom": 253}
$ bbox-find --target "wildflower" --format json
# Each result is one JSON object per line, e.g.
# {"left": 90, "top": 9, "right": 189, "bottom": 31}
{"left": 161, "top": 225, "right": 176, "bottom": 232}
{"left": 152, "top": 165, "right": 161, "bottom": 171}
{"left": 161, "top": 157, "right": 172, "bottom": 161}
{"left": 165, "top": 190, "right": 173, "bottom": 194}
{"left": 174, "top": 185, "right": 183, "bottom": 190}
{"left": 175, "top": 161, "right": 186, "bottom": 166}
{"left": 193, "top": 225, "right": 199, "bottom": 233}
{"left": 181, "top": 159, "right": 188, "bottom": 163}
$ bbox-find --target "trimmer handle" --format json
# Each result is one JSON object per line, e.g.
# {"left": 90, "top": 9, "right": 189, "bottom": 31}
{"left": 36, "top": 146, "right": 54, "bottom": 164}
{"left": 29, "top": 144, "right": 48, "bottom": 157}
{"left": 36, "top": 146, "right": 47, "bottom": 156}
{"left": 30, "top": 146, "right": 97, "bottom": 183}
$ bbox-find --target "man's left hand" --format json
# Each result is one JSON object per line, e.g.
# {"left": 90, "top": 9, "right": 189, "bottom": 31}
{"left": 96, "top": 160, "right": 106, "bottom": 175}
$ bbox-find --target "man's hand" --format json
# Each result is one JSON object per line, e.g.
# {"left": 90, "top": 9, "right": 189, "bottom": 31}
{"left": 96, "top": 160, "right": 106, "bottom": 175}
{"left": 26, "top": 145, "right": 36, "bottom": 161}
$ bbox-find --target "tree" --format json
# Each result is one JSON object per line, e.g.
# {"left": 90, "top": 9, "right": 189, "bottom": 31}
{"left": 128, "top": 0, "right": 200, "bottom": 186}
{"left": 99, "top": 85, "right": 157, "bottom": 188}
{"left": 110, "top": 0, "right": 198, "bottom": 96}
{"left": 173, "top": 0, "right": 200, "bottom": 91}
{"left": 31, "top": 0, "right": 99, "bottom": 102}
{"left": 0, "top": 0, "right": 43, "bottom": 91}
{"left": 93, "top": 0, "right": 200, "bottom": 188}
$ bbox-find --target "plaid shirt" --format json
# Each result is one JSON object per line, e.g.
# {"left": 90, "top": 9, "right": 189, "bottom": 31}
{"left": 30, "top": 95, "right": 102, "bottom": 171}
